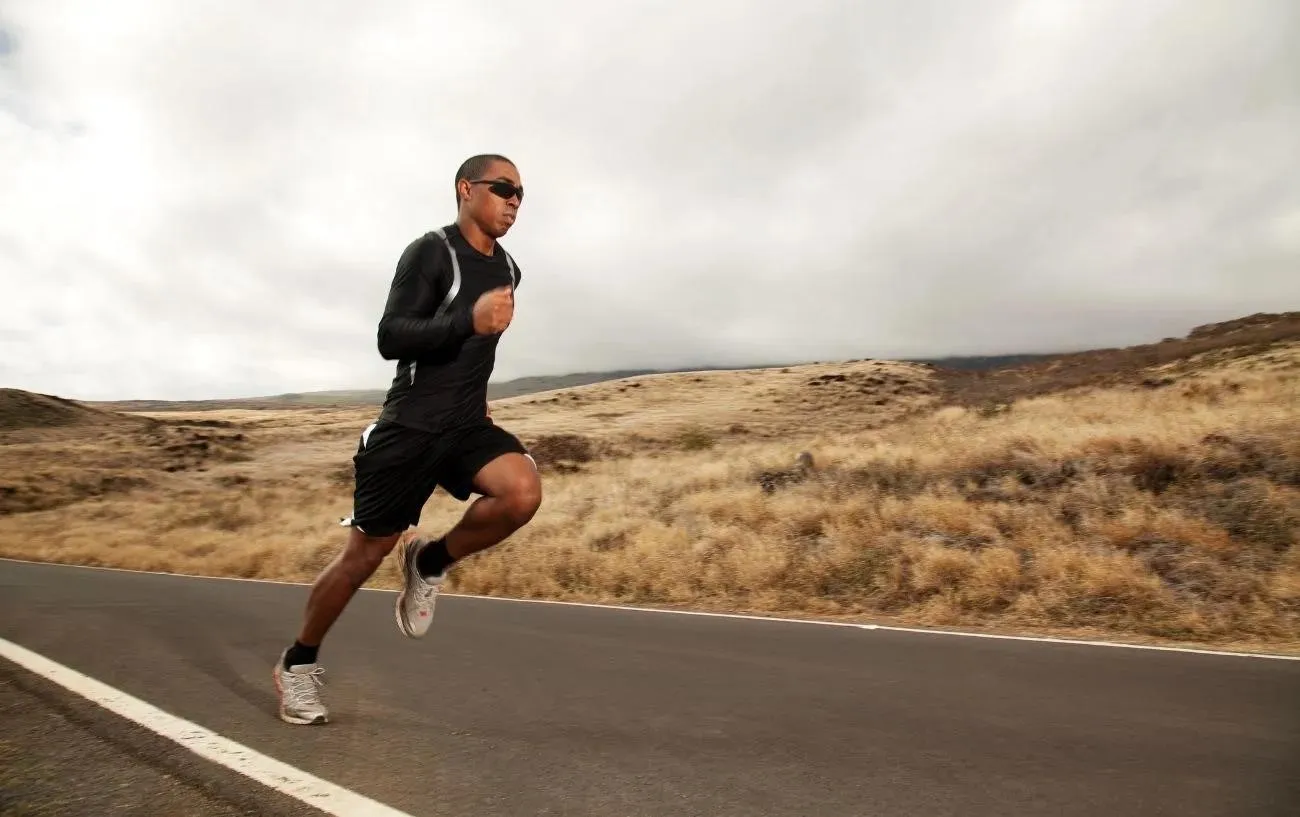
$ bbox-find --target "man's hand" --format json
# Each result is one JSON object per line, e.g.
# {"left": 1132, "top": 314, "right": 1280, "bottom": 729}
{"left": 472, "top": 286, "right": 514, "bottom": 335}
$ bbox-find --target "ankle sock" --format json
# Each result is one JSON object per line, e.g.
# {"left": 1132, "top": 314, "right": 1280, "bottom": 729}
{"left": 284, "top": 640, "right": 319, "bottom": 669}
{"left": 415, "top": 537, "right": 455, "bottom": 578}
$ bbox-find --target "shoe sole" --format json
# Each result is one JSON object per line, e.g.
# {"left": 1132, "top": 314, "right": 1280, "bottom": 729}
{"left": 394, "top": 539, "right": 421, "bottom": 638}
{"left": 272, "top": 664, "right": 328, "bottom": 725}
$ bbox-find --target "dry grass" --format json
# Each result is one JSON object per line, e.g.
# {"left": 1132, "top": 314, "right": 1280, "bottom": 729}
{"left": 1, "top": 339, "right": 1297, "bottom": 653}
{"left": 450, "top": 349, "right": 1299, "bottom": 647}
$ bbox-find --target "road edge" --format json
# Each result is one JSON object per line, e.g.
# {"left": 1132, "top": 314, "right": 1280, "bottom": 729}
{"left": 3, "top": 555, "right": 1298, "bottom": 660}
{"left": 0, "top": 636, "right": 413, "bottom": 817}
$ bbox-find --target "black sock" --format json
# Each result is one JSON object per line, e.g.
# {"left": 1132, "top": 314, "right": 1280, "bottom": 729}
{"left": 284, "top": 640, "right": 318, "bottom": 669}
{"left": 415, "top": 537, "right": 455, "bottom": 578}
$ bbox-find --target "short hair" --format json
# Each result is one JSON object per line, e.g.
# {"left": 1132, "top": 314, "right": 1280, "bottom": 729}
{"left": 454, "top": 153, "right": 514, "bottom": 207}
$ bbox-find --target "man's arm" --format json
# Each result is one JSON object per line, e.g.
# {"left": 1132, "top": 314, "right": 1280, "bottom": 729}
{"left": 376, "top": 236, "right": 475, "bottom": 361}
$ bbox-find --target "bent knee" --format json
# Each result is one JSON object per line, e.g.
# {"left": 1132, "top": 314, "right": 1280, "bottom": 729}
{"left": 348, "top": 529, "right": 401, "bottom": 565}
{"left": 501, "top": 472, "right": 542, "bottom": 524}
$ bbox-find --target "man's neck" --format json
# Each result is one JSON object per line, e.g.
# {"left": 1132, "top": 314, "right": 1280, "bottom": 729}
{"left": 455, "top": 215, "right": 496, "bottom": 256}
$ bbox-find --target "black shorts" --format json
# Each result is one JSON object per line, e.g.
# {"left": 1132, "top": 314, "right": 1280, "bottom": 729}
{"left": 341, "top": 418, "right": 530, "bottom": 537}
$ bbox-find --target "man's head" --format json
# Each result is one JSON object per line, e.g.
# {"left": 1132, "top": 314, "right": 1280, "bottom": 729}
{"left": 454, "top": 154, "right": 522, "bottom": 239}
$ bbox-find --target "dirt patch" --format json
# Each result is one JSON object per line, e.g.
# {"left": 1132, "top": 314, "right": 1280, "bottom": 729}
{"left": 526, "top": 434, "right": 598, "bottom": 472}
{"left": 805, "top": 369, "right": 934, "bottom": 402}
{"left": 0, "top": 473, "right": 154, "bottom": 516}
{"left": 0, "top": 422, "right": 253, "bottom": 516}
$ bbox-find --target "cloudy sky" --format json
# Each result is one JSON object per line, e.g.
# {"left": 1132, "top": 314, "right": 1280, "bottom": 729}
{"left": 2, "top": 0, "right": 1297, "bottom": 401}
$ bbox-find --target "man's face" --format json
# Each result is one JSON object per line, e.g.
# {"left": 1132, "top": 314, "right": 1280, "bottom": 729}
{"left": 460, "top": 160, "right": 523, "bottom": 238}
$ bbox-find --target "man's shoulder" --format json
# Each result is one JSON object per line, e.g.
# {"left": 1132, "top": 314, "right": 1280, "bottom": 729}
{"left": 397, "top": 229, "right": 454, "bottom": 268}
{"left": 434, "top": 223, "right": 465, "bottom": 247}
{"left": 405, "top": 227, "right": 455, "bottom": 251}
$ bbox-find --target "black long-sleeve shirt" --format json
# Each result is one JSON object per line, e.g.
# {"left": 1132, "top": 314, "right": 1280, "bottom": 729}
{"left": 376, "top": 224, "right": 520, "bottom": 433}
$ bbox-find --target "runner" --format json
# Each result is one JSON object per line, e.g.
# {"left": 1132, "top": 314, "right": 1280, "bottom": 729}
{"left": 273, "top": 154, "right": 542, "bottom": 725}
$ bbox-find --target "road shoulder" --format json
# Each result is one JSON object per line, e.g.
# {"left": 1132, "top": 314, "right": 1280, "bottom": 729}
{"left": 0, "top": 658, "right": 321, "bottom": 817}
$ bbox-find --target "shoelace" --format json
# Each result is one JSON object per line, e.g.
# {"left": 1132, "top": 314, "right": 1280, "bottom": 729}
{"left": 284, "top": 667, "right": 325, "bottom": 708}
{"left": 415, "top": 580, "right": 438, "bottom": 604}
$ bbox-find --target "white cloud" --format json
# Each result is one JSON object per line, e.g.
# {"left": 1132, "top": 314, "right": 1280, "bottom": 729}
{"left": 2, "top": 0, "right": 1297, "bottom": 400}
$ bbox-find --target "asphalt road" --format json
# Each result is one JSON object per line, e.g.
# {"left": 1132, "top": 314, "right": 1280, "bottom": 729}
{"left": 1, "top": 558, "right": 1297, "bottom": 817}
{"left": 0, "top": 659, "right": 319, "bottom": 817}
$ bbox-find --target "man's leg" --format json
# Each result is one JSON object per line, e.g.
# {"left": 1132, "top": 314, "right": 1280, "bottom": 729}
{"left": 445, "top": 452, "right": 543, "bottom": 560}
{"left": 296, "top": 527, "right": 403, "bottom": 648}
{"left": 394, "top": 432, "right": 542, "bottom": 638}
{"left": 275, "top": 418, "right": 434, "bottom": 724}
{"left": 273, "top": 527, "right": 403, "bottom": 725}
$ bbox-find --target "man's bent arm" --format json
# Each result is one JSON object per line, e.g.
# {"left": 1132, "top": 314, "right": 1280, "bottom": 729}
{"left": 376, "top": 238, "right": 475, "bottom": 360}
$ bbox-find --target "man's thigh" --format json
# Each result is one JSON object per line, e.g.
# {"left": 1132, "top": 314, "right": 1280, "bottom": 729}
{"left": 436, "top": 422, "right": 533, "bottom": 501}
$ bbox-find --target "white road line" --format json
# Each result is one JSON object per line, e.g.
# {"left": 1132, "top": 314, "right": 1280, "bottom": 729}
{"left": 446, "top": 593, "right": 1300, "bottom": 661}
{"left": 3, "top": 556, "right": 1298, "bottom": 661}
{"left": 0, "top": 636, "right": 413, "bottom": 817}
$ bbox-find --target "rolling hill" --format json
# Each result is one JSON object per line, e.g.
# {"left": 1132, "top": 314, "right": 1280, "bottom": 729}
{"left": 2, "top": 311, "right": 1297, "bottom": 652}
{"left": 84, "top": 356, "right": 1070, "bottom": 413}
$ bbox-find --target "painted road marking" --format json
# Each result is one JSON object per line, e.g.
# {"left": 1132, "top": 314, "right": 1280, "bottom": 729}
{"left": 0, "top": 636, "right": 412, "bottom": 817}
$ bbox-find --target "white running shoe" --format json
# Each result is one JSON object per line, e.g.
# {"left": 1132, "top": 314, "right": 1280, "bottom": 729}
{"left": 395, "top": 537, "right": 444, "bottom": 638}
{"left": 273, "top": 650, "right": 329, "bottom": 725}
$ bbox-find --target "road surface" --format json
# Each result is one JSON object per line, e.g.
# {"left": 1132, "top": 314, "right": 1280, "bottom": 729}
{"left": 0, "top": 657, "right": 322, "bottom": 817}
{"left": 1, "top": 558, "right": 1297, "bottom": 816}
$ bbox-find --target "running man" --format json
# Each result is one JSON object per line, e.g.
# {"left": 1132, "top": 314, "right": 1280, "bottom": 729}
{"left": 273, "top": 154, "right": 543, "bottom": 725}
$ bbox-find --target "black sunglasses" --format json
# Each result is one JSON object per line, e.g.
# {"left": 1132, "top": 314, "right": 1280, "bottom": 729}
{"left": 470, "top": 179, "right": 523, "bottom": 202}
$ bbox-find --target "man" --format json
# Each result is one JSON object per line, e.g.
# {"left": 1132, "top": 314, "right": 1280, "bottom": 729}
{"left": 273, "top": 154, "right": 543, "bottom": 725}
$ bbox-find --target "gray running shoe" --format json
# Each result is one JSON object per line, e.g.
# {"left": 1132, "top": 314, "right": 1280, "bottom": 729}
{"left": 395, "top": 537, "right": 444, "bottom": 638}
{"left": 273, "top": 650, "right": 329, "bottom": 725}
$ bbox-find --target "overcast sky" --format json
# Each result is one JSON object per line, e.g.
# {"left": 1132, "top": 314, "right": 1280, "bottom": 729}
{"left": 2, "top": 1, "right": 1297, "bottom": 401}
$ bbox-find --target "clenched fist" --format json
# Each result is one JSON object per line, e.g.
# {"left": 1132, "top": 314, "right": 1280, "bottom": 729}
{"left": 472, "top": 286, "right": 514, "bottom": 335}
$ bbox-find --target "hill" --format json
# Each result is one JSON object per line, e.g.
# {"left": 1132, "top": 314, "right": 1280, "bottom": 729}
{"left": 86, "top": 356, "right": 1070, "bottom": 413}
{"left": 934, "top": 311, "right": 1300, "bottom": 407}
{"left": 0, "top": 388, "right": 144, "bottom": 433}
{"left": 0, "top": 390, "right": 249, "bottom": 515}
{"left": 1, "top": 311, "right": 1297, "bottom": 652}
{"left": 85, "top": 370, "right": 665, "bottom": 412}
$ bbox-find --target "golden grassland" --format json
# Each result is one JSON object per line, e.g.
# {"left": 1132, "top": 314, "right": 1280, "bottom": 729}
{"left": 1, "top": 344, "right": 1297, "bottom": 653}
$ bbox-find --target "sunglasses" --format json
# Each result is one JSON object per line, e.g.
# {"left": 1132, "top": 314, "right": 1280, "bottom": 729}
{"left": 470, "top": 179, "right": 524, "bottom": 202}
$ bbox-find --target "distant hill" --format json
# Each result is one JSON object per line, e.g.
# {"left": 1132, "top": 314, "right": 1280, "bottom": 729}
{"left": 86, "top": 370, "right": 667, "bottom": 412}
{"left": 84, "top": 357, "right": 1061, "bottom": 413}
{"left": 0, "top": 388, "right": 151, "bottom": 432}
{"left": 69, "top": 312, "right": 1300, "bottom": 412}
{"left": 936, "top": 311, "right": 1300, "bottom": 406}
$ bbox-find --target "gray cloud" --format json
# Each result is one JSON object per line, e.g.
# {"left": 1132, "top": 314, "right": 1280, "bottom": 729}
{"left": 1, "top": 0, "right": 1297, "bottom": 401}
